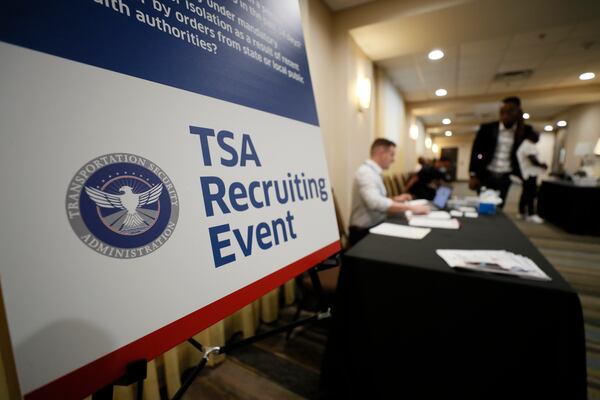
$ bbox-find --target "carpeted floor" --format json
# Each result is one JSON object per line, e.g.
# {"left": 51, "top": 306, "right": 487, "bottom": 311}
{"left": 456, "top": 180, "right": 600, "bottom": 400}
{"left": 180, "top": 181, "right": 600, "bottom": 400}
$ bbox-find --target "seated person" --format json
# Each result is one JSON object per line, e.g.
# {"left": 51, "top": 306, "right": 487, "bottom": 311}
{"left": 405, "top": 157, "right": 452, "bottom": 200}
{"left": 349, "top": 138, "right": 430, "bottom": 245}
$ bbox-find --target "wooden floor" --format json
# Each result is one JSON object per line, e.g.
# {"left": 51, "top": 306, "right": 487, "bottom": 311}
{"left": 179, "top": 181, "right": 600, "bottom": 400}
{"left": 181, "top": 307, "right": 329, "bottom": 400}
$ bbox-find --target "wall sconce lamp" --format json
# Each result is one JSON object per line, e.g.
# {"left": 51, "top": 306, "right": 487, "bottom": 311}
{"left": 425, "top": 136, "right": 432, "bottom": 149}
{"left": 409, "top": 124, "right": 419, "bottom": 140}
{"left": 357, "top": 77, "right": 372, "bottom": 112}
{"left": 595, "top": 138, "right": 600, "bottom": 156}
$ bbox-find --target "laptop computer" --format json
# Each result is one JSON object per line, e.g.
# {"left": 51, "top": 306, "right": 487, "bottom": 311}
{"left": 432, "top": 186, "right": 452, "bottom": 210}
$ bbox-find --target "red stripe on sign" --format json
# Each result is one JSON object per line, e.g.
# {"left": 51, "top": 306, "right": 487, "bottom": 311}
{"left": 24, "top": 240, "right": 341, "bottom": 400}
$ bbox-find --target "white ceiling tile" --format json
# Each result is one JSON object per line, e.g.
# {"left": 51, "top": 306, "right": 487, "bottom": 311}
{"left": 510, "top": 25, "right": 573, "bottom": 47}
{"left": 551, "top": 38, "right": 600, "bottom": 58}
{"left": 502, "top": 44, "right": 555, "bottom": 63}
{"left": 457, "top": 86, "right": 488, "bottom": 97}
{"left": 322, "top": 0, "right": 375, "bottom": 12}
{"left": 569, "top": 19, "right": 600, "bottom": 39}
{"left": 460, "top": 37, "right": 511, "bottom": 56}
{"left": 487, "top": 81, "right": 524, "bottom": 94}
{"left": 497, "top": 59, "right": 542, "bottom": 73}
{"left": 403, "top": 91, "right": 430, "bottom": 102}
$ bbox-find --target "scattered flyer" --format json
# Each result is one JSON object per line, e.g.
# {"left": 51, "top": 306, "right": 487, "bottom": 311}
{"left": 436, "top": 249, "right": 551, "bottom": 281}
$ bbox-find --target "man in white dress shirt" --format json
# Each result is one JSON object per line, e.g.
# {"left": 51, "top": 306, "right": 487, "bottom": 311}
{"left": 349, "top": 138, "right": 430, "bottom": 245}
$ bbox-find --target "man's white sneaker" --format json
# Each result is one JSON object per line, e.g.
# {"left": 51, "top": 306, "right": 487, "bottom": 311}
{"left": 526, "top": 214, "right": 544, "bottom": 224}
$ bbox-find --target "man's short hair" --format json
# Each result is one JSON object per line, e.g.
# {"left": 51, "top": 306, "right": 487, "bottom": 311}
{"left": 502, "top": 96, "right": 521, "bottom": 107}
{"left": 370, "top": 138, "right": 396, "bottom": 155}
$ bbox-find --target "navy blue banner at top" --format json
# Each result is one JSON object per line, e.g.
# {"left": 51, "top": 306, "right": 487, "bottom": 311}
{"left": 0, "top": 0, "right": 319, "bottom": 126}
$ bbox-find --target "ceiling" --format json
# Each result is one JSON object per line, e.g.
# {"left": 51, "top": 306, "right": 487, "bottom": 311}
{"left": 322, "top": 0, "right": 376, "bottom": 12}
{"left": 328, "top": 0, "right": 600, "bottom": 134}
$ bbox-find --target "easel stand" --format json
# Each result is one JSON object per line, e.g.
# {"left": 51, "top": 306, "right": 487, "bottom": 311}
{"left": 92, "top": 359, "right": 147, "bottom": 400}
{"left": 92, "top": 256, "right": 338, "bottom": 400}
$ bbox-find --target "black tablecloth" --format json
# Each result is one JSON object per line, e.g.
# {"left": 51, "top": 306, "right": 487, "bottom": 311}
{"left": 538, "top": 180, "right": 600, "bottom": 236}
{"left": 320, "top": 213, "right": 586, "bottom": 399}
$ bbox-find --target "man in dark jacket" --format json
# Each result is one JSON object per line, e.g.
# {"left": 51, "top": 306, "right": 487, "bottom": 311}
{"left": 468, "top": 96, "right": 533, "bottom": 207}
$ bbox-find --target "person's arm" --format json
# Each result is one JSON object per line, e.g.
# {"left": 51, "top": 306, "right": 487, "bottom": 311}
{"left": 356, "top": 169, "right": 429, "bottom": 215}
{"left": 404, "top": 174, "right": 419, "bottom": 192}
{"left": 355, "top": 167, "right": 394, "bottom": 213}
{"left": 527, "top": 155, "right": 547, "bottom": 169}
{"left": 393, "top": 193, "right": 413, "bottom": 202}
{"left": 388, "top": 202, "right": 430, "bottom": 214}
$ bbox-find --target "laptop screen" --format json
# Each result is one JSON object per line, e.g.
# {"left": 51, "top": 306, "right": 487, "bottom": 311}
{"left": 432, "top": 186, "right": 452, "bottom": 209}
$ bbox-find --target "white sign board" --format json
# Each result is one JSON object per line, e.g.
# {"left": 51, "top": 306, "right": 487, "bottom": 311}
{"left": 0, "top": 1, "right": 340, "bottom": 398}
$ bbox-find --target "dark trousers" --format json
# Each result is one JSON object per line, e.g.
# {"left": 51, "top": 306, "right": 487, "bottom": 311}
{"left": 480, "top": 172, "right": 512, "bottom": 209}
{"left": 519, "top": 176, "right": 538, "bottom": 216}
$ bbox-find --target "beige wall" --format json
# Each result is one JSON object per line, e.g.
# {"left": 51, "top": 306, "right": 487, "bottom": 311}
{"left": 301, "top": 0, "right": 378, "bottom": 226}
{"left": 555, "top": 102, "right": 600, "bottom": 172}
{"left": 432, "top": 133, "right": 475, "bottom": 181}
{"left": 301, "top": 0, "right": 427, "bottom": 225}
{"left": 375, "top": 68, "right": 420, "bottom": 173}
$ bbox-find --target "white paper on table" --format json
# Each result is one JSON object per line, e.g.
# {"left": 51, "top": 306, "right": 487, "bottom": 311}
{"left": 369, "top": 222, "right": 431, "bottom": 240}
{"left": 407, "top": 199, "right": 429, "bottom": 206}
{"left": 436, "top": 249, "right": 551, "bottom": 281}
{"left": 406, "top": 210, "right": 451, "bottom": 220}
{"left": 408, "top": 217, "right": 460, "bottom": 229}
{"left": 450, "top": 210, "right": 463, "bottom": 217}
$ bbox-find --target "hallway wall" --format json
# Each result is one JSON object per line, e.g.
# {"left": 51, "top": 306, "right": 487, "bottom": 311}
{"left": 555, "top": 102, "right": 600, "bottom": 172}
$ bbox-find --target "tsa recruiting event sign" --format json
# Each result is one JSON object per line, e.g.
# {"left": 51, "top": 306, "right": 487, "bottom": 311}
{"left": 0, "top": 0, "right": 340, "bottom": 398}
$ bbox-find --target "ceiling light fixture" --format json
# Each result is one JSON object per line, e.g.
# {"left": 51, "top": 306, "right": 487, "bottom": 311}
{"left": 442, "top": 118, "right": 451, "bottom": 125}
{"left": 557, "top": 120, "right": 567, "bottom": 127}
{"left": 445, "top": 130, "right": 453, "bottom": 137}
{"left": 435, "top": 88, "right": 448, "bottom": 97}
{"left": 579, "top": 72, "right": 595, "bottom": 81}
{"left": 428, "top": 49, "right": 445, "bottom": 61}
{"left": 544, "top": 125, "right": 554, "bottom": 132}
{"left": 522, "top": 113, "right": 530, "bottom": 120}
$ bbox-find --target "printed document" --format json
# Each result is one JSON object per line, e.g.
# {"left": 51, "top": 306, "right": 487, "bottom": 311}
{"left": 436, "top": 249, "right": 551, "bottom": 281}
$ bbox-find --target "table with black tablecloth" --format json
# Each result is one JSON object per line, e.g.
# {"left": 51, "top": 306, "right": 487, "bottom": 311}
{"left": 538, "top": 179, "right": 600, "bottom": 236}
{"left": 320, "top": 212, "right": 586, "bottom": 399}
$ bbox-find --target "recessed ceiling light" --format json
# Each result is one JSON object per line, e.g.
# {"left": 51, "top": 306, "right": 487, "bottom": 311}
{"left": 442, "top": 118, "right": 451, "bottom": 125}
{"left": 445, "top": 130, "right": 453, "bottom": 137}
{"left": 544, "top": 125, "right": 554, "bottom": 132}
{"left": 523, "top": 113, "right": 530, "bottom": 120}
{"left": 428, "top": 49, "right": 445, "bottom": 61}
{"left": 579, "top": 72, "right": 595, "bottom": 80}
{"left": 557, "top": 120, "right": 567, "bottom": 127}
{"left": 435, "top": 88, "right": 448, "bottom": 97}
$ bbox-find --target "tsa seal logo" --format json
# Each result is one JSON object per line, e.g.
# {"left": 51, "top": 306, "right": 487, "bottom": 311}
{"left": 66, "top": 153, "right": 179, "bottom": 258}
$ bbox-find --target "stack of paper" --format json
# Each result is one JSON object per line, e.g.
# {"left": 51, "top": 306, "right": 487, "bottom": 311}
{"left": 369, "top": 222, "right": 431, "bottom": 240}
{"left": 405, "top": 211, "right": 460, "bottom": 229}
{"left": 436, "top": 249, "right": 551, "bottom": 281}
